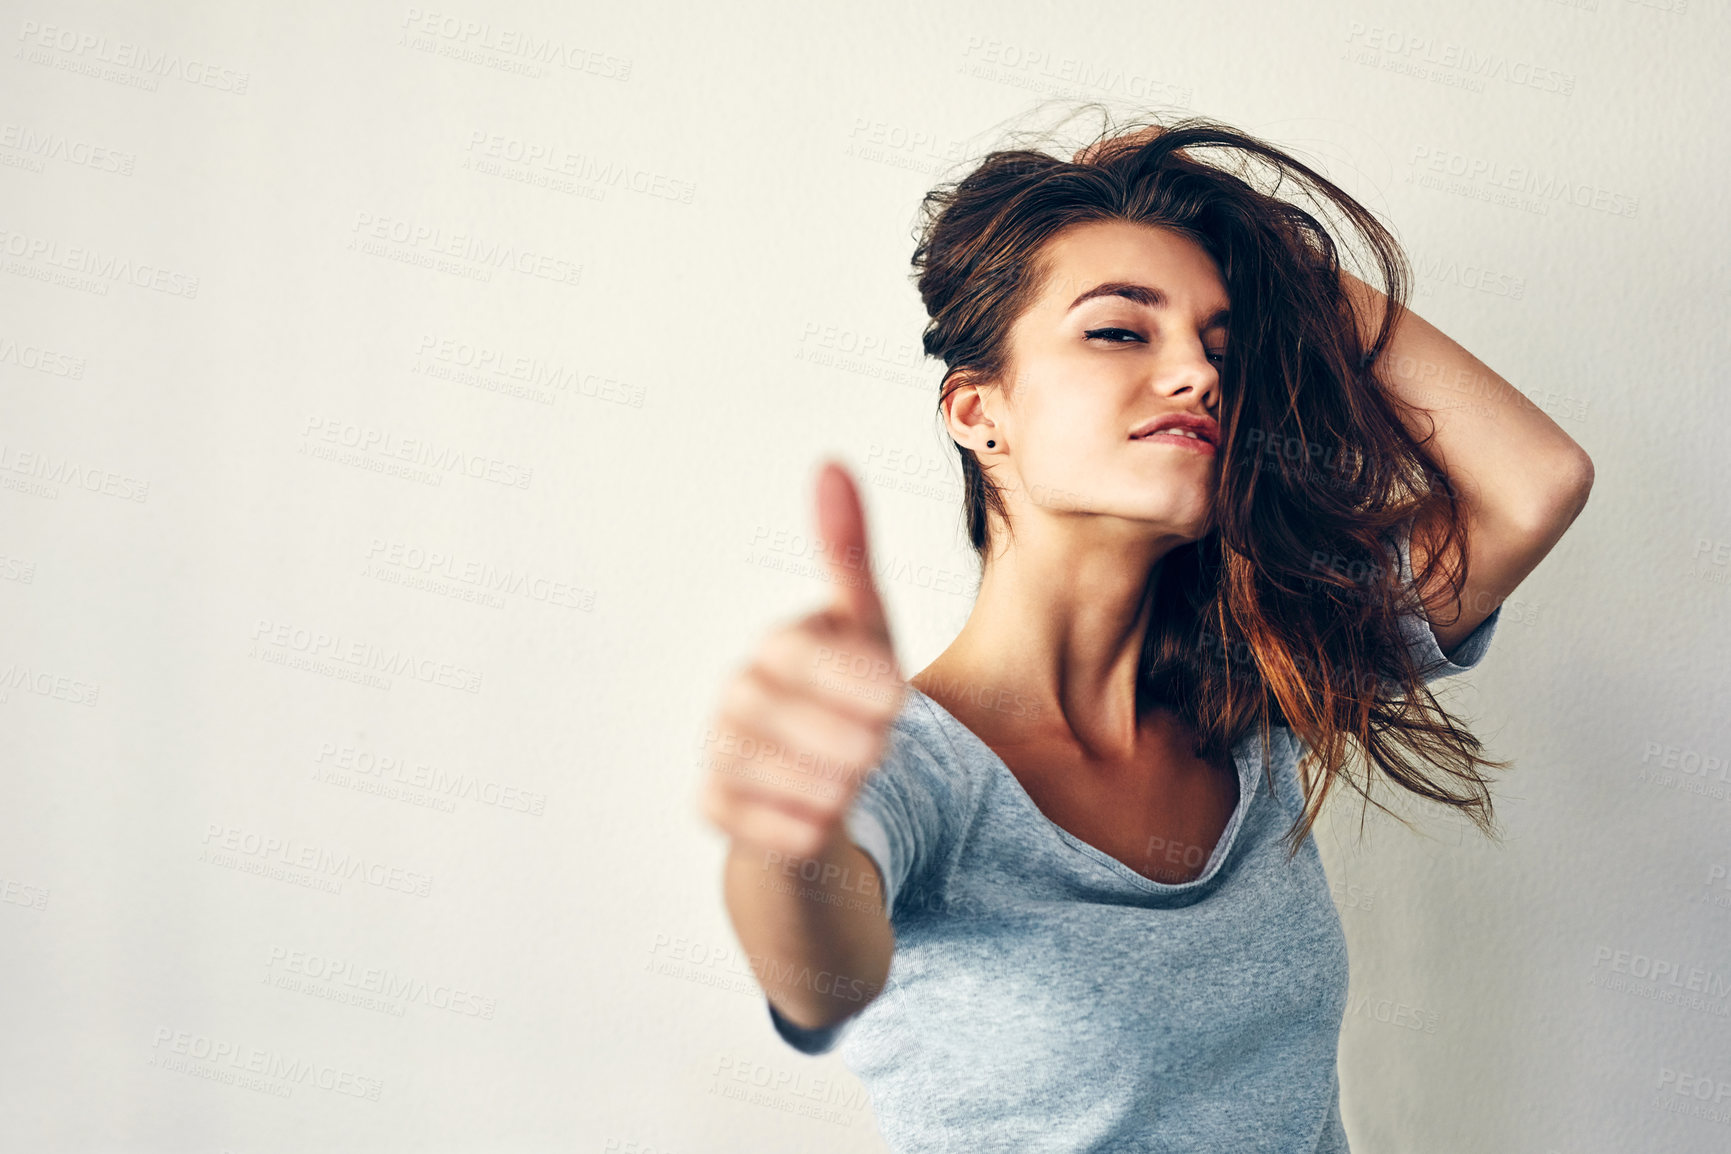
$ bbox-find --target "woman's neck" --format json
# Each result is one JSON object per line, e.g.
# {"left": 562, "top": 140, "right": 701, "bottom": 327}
{"left": 910, "top": 577, "right": 1159, "bottom": 763}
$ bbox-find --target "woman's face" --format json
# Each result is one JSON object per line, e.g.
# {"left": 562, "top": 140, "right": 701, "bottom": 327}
{"left": 965, "top": 218, "right": 1229, "bottom": 546}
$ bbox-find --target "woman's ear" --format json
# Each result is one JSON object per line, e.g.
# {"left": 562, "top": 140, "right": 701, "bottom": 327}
{"left": 940, "top": 369, "right": 1001, "bottom": 450}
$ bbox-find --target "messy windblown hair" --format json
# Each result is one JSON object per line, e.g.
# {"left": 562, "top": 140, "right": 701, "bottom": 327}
{"left": 910, "top": 107, "right": 1512, "bottom": 859}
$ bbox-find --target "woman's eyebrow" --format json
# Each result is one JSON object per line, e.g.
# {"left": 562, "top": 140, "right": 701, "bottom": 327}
{"left": 1066, "top": 281, "right": 1230, "bottom": 328}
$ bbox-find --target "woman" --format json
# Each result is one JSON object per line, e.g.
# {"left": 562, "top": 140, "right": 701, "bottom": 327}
{"left": 698, "top": 113, "right": 1593, "bottom": 1151}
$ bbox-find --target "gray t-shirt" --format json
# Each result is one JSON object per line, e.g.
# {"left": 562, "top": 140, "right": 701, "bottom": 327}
{"left": 764, "top": 529, "right": 1502, "bottom": 1152}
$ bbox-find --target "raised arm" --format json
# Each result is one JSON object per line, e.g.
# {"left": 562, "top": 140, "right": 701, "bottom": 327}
{"left": 1341, "top": 272, "right": 1594, "bottom": 656}
{"left": 700, "top": 462, "right": 903, "bottom": 1032}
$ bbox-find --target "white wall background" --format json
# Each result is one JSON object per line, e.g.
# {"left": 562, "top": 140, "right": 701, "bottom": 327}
{"left": 2, "top": 0, "right": 1727, "bottom": 1150}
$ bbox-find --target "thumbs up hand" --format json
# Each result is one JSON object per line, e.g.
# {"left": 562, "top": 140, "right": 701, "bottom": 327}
{"left": 699, "top": 461, "right": 908, "bottom": 860}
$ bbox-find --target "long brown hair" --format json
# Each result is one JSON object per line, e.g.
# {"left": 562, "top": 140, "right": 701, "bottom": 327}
{"left": 909, "top": 108, "right": 1512, "bottom": 860}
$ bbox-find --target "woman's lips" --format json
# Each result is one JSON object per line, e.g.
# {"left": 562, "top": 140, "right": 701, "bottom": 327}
{"left": 1131, "top": 431, "right": 1216, "bottom": 455}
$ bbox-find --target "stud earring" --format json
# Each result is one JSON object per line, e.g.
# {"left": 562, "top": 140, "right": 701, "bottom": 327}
{"left": 986, "top": 440, "right": 995, "bottom": 448}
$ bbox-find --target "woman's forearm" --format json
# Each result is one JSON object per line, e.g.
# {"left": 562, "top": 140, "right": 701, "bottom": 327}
{"left": 1340, "top": 270, "right": 1593, "bottom": 526}
{"left": 722, "top": 833, "right": 895, "bottom": 1031}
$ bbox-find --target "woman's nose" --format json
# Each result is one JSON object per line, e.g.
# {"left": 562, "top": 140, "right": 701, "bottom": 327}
{"left": 1155, "top": 347, "right": 1218, "bottom": 405}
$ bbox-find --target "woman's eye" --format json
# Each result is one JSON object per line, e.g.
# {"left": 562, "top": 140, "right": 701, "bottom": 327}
{"left": 1085, "top": 328, "right": 1228, "bottom": 366}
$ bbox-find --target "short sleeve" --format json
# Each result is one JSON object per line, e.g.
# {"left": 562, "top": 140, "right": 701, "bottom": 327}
{"left": 838, "top": 714, "right": 963, "bottom": 921}
{"left": 1387, "top": 522, "right": 1501, "bottom": 685}
{"left": 765, "top": 709, "right": 962, "bottom": 1055}
{"left": 767, "top": 999, "right": 854, "bottom": 1055}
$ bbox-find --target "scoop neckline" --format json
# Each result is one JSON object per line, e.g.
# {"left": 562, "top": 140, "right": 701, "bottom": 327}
{"left": 905, "top": 685, "right": 1260, "bottom": 894}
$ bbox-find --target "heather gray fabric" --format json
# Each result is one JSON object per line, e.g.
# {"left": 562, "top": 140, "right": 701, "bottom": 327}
{"left": 763, "top": 528, "right": 1502, "bottom": 1152}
